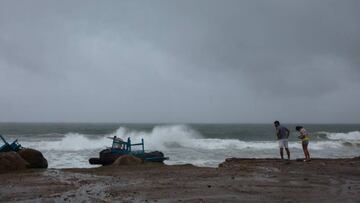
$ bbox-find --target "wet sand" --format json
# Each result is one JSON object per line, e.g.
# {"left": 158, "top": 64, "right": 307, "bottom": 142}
{"left": 0, "top": 158, "right": 359, "bottom": 203}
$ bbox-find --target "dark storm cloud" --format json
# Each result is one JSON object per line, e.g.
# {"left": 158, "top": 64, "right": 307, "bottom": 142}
{"left": 0, "top": 0, "right": 359, "bottom": 123}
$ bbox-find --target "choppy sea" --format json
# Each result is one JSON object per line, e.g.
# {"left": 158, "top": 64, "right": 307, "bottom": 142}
{"left": 0, "top": 123, "right": 359, "bottom": 168}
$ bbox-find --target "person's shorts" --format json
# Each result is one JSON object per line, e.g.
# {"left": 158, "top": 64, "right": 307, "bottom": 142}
{"left": 302, "top": 140, "right": 309, "bottom": 145}
{"left": 278, "top": 139, "right": 289, "bottom": 148}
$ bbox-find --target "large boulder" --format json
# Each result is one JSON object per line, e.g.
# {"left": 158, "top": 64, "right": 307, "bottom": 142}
{"left": 112, "top": 155, "right": 143, "bottom": 166}
{"left": 17, "top": 148, "right": 48, "bottom": 169}
{"left": 0, "top": 151, "right": 28, "bottom": 171}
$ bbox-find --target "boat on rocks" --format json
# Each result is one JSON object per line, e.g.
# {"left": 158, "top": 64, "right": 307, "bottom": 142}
{"left": 0, "top": 134, "right": 22, "bottom": 152}
{"left": 0, "top": 134, "right": 48, "bottom": 170}
{"left": 89, "top": 136, "right": 168, "bottom": 166}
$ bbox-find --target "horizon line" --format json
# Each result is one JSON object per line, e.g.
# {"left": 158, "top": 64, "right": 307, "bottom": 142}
{"left": 0, "top": 121, "right": 359, "bottom": 125}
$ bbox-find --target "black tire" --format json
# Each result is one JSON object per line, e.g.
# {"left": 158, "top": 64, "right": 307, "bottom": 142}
{"left": 89, "top": 158, "right": 102, "bottom": 165}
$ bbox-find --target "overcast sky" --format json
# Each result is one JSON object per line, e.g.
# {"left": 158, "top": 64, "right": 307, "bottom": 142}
{"left": 0, "top": 0, "right": 359, "bottom": 123}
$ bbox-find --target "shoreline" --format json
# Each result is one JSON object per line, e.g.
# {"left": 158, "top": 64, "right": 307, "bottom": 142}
{"left": 1, "top": 157, "right": 359, "bottom": 202}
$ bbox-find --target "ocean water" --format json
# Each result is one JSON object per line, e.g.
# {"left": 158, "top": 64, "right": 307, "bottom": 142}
{"left": 0, "top": 123, "right": 359, "bottom": 168}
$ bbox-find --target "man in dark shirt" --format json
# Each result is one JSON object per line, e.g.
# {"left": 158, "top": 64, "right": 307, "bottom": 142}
{"left": 274, "top": 121, "right": 290, "bottom": 160}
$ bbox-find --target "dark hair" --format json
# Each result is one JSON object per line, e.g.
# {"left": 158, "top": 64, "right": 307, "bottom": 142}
{"left": 274, "top": 121, "right": 280, "bottom": 125}
{"left": 295, "top": 126, "right": 303, "bottom": 131}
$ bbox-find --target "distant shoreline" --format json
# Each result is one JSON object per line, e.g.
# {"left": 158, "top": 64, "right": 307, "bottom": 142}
{"left": 1, "top": 122, "right": 360, "bottom": 125}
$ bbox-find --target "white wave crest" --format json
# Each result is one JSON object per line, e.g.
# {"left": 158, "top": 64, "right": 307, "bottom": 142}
{"left": 110, "top": 125, "right": 345, "bottom": 151}
{"left": 324, "top": 131, "right": 360, "bottom": 141}
{"left": 21, "top": 125, "right": 349, "bottom": 152}
{"left": 18, "top": 125, "right": 355, "bottom": 168}
{"left": 309, "top": 140, "right": 343, "bottom": 150}
{"left": 110, "top": 125, "right": 285, "bottom": 150}
{"left": 110, "top": 125, "right": 202, "bottom": 150}
{"left": 21, "top": 133, "right": 109, "bottom": 151}
{"left": 20, "top": 125, "right": 202, "bottom": 151}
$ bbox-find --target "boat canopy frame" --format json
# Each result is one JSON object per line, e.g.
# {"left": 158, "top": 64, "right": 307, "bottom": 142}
{"left": 110, "top": 137, "right": 145, "bottom": 155}
{"left": 0, "top": 134, "right": 22, "bottom": 152}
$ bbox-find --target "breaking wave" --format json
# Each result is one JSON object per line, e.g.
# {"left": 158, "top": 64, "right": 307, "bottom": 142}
{"left": 323, "top": 131, "right": 360, "bottom": 141}
{"left": 18, "top": 125, "right": 360, "bottom": 168}
{"left": 21, "top": 125, "right": 352, "bottom": 152}
{"left": 21, "top": 133, "right": 110, "bottom": 151}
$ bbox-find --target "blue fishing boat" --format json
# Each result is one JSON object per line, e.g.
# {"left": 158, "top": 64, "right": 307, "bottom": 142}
{"left": 89, "top": 136, "right": 168, "bottom": 165}
{"left": 0, "top": 134, "right": 22, "bottom": 152}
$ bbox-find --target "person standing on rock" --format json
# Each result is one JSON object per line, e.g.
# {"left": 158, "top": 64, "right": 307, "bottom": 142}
{"left": 274, "top": 121, "right": 290, "bottom": 160}
{"left": 296, "top": 126, "right": 311, "bottom": 162}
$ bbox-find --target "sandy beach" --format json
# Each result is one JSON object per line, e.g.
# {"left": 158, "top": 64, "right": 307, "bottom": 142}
{"left": 0, "top": 157, "right": 359, "bottom": 203}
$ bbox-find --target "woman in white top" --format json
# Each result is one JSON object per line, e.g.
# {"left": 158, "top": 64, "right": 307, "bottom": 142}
{"left": 296, "top": 126, "right": 311, "bottom": 162}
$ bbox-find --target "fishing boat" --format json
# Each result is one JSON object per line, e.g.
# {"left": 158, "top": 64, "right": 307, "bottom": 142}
{"left": 89, "top": 136, "right": 168, "bottom": 165}
{"left": 0, "top": 134, "right": 22, "bottom": 152}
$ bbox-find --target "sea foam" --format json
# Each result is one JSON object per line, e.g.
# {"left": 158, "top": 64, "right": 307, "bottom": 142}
{"left": 18, "top": 125, "right": 358, "bottom": 168}
{"left": 22, "top": 125, "right": 349, "bottom": 152}
{"left": 324, "top": 131, "right": 360, "bottom": 141}
{"left": 21, "top": 133, "right": 109, "bottom": 151}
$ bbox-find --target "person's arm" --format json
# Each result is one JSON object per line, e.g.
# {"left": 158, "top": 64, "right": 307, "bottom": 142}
{"left": 276, "top": 128, "right": 280, "bottom": 139}
{"left": 286, "top": 128, "right": 290, "bottom": 138}
{"left": 298, "top": 128, "right": 306, "bottom": 139}
{"left": 298, "top": 134, "right": 305, "bottom": 139}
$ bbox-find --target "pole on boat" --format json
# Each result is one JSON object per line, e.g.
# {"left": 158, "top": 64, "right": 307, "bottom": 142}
{"left": 141, "top": 138, "right": 144, "bottom": 153}
{"left": 0, "top": 134, "right": 8, "bottom": 144}
{"left": 127, "top": 137, "right": 131, "bottom": 152}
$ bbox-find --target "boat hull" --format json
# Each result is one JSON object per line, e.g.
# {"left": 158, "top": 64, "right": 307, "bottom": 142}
{"left": 89, "top": 149, "right": 168, "bottom": 165}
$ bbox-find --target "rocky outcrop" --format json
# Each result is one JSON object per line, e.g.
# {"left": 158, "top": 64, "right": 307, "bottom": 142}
{"left": 17, "top": 148, "right": 48, "bottom": 169}
{"left": 0, "top": 152, "right": 28, "bottom": 171}
{"left": 112, "top": 155, "right": 143, "bottom": 166}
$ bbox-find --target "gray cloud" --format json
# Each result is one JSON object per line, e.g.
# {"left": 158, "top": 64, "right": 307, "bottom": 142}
{"left": 0, "top": 0, "right": 359, "bottom": 123}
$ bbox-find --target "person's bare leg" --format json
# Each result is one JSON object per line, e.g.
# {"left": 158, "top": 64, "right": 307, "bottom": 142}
{"left": 304, "top": 145, "right": 310, "bottom": 160}
{"left": 302, "top": 144, "right": 307, "bottom": 160}
{"left": 280, "top": 148, "right": 284, "bottom": 159}
{"left": 285, "top": 148, "right": 290, "bottom": 160}
{"left": 307, "top": 149, "right": 311, "bottom": 160}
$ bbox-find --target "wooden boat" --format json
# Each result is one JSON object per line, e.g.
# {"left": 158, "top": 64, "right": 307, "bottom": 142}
{"left": 0, "top": 134, "right": 22, "bottom": 152}
{"left": 89, "top": 136, "right": 168, "bottom": 165}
